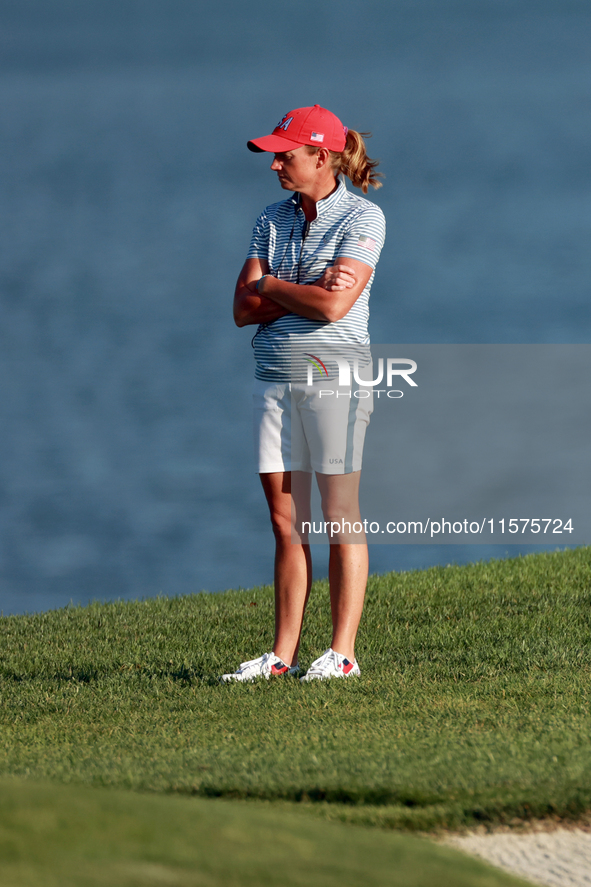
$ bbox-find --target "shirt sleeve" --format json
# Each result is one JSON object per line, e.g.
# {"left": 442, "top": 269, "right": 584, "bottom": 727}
{"left": 246, "top": 210, "right": 269, "bottom": 260}
{"left": 336, "top": 204, "right": 386, "bottom": 269}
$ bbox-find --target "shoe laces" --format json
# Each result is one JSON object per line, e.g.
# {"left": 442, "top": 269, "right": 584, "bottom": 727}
{"left": 306, "top": 648, "right": 340, "bottom": 677}
{"left": 238, "top": 652, "right": 271, "bottom": 673}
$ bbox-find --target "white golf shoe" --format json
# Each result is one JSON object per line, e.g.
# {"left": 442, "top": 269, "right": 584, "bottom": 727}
{"left": 300, "top": 648, "right": 360, "bottom": 682}
{"left": 221, "top": 652, "right": 300, "bottom": 682}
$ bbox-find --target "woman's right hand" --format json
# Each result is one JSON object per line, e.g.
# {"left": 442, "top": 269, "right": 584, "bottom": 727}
{"left": 315, "top": 263, "right": 357, "bottom": 292}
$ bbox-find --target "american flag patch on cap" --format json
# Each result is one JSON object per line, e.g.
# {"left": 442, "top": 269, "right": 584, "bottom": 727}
{"left": 310, "top": 132, "right": 324, "bottom": 142}
{"left": 358, "top": 235, "right": 376, "bottom": 251}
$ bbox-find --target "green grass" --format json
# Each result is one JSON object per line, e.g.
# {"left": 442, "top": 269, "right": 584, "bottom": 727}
{"left": 1, "top": 548, "right": 590, "bottom": 833}
{"left": 0, "top": 779, "right": 530, "bottom": 887}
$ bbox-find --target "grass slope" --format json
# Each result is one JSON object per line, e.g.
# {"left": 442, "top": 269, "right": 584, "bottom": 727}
{"left": 0, "top": 779, "right": 531, "bottom": 887}
{"left": 1, "top": 548, "right": 590, "bottom": 830}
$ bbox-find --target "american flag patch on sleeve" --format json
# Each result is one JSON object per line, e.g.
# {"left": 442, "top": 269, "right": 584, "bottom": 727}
{"left": 358, "top": 235, "right": 376, "bottom": 251}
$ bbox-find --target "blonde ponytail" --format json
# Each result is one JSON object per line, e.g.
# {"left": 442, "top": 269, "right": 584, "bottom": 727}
{"left": 330, "top": 130, "right": 383, "bottom": 193}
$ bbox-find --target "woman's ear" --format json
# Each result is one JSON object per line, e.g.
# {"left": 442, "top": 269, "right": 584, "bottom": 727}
{"left": 315, "top": 147, "right": 330, "bottom": 169}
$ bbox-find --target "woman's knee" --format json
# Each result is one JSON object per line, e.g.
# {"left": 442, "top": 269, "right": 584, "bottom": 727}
{"left": 268, "top": 508, "right": 293, "bottom": 541}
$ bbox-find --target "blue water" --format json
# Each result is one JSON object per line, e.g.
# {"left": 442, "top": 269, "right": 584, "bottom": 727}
{"left": 1, "top": 0, "right": 590, "bottom": 614}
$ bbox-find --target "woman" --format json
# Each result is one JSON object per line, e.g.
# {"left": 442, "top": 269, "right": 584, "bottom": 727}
{"left": 224, "top": 105, "right": 385, "bottom": 682}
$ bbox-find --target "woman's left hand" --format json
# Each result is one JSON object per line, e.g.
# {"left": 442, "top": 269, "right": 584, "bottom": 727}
{"left": 315, "top": 263, "right": 357, "bottom": 292}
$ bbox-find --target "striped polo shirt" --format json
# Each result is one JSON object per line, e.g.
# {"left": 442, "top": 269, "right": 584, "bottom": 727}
{"left": 246, "top": 179, "right": 386, "bottom": 382}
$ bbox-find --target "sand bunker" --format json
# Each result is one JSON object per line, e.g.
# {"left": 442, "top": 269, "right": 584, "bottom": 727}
{"left": 446, "top": 827, "right": 591, "bottom": 886}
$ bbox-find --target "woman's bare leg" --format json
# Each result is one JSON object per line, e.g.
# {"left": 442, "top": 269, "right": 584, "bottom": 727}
{"left": 327, "top": 543, "right": 368, "bottom": 661}
{"left": 260, "top": 471, "right": 312, "bottom": 667}
{"left": 316, "top": 471, "right": 368, "bottom": 662}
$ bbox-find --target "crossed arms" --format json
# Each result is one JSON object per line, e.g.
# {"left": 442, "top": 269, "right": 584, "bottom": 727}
{"left": 233, "top": 257, "right": 373, "bottom": 327}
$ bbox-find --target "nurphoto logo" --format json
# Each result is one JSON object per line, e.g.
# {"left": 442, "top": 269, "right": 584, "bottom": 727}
{"left": 303, "top": 353, "right": 418, "bottom": 399}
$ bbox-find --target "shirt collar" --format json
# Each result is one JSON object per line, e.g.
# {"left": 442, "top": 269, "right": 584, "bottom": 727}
{"left": 291, "top": 178, "right": 347, "bottom": 216}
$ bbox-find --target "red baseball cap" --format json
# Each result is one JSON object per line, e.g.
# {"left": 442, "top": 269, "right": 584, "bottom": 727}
{"left": 247, "top": 105, "right": 348, "bottom": 154}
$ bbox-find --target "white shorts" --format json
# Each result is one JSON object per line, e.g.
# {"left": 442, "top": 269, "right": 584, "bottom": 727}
{"left": 253, "top": 378, "right": 373, "bottom": 475}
